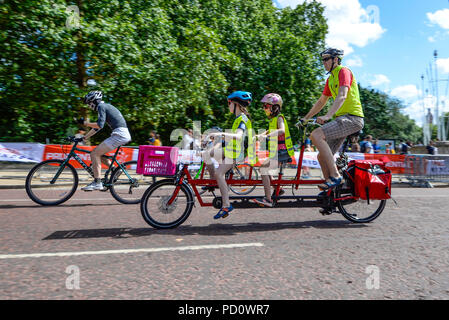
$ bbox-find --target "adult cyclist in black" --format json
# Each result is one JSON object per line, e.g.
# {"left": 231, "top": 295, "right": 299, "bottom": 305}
{"left": 80, "top": 91, "right": 132, "bottom": 191}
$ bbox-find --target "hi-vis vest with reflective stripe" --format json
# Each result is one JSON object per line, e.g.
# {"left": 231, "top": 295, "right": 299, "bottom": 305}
{"left": 224, "top": 114, "right": 256, "bottom": 165}
{"left": 268, "top": 114, "right": 294, "bottom": 159}
{"left": 328, "top": 65, "right": 364, "bottom": 118}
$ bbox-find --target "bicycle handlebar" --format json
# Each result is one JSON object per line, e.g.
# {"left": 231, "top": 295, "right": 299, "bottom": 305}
{"left": 295, "top": 118, "right": 321, "bottom": 128}
{"left": 66, "top": 136, "right": 84, "bottom": 143}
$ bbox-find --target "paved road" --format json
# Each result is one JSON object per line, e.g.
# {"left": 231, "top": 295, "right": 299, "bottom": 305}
{"left": 0, "top": 187, "right": 448, "bottom": 300}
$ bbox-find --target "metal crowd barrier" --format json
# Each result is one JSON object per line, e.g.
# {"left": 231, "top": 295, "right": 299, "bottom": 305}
{"left": 403, "top": 154, "right": 449, "bottom": 187}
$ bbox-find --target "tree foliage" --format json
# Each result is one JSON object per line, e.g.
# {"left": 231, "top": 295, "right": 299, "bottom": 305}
{"left": 0, "top": 0, "right": 423, "bottom": 146}
{"left": 0, "top": 0, "right": 327, "bottom": 144}
{"left": 359, "top": 86, "right": 423, "bottom": 143}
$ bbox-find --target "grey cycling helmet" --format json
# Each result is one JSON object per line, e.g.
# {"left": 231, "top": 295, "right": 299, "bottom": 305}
{"left": 83, "top": 91, "right": 103, "bottom": 111}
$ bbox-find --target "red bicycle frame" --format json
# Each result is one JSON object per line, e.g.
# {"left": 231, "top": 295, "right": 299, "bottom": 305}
{"left": 167, "top": 142, "right": 326, "bottom": 207}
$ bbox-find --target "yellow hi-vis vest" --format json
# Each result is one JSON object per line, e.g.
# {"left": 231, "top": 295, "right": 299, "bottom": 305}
{"left": 224, "top": 114, "right": 256, "bottom": 165}
{"left": 328, "top": 65, "right": 364, "bottom": 118}
{"left": 268, "top": 114, "right": 294, "bottom": 159}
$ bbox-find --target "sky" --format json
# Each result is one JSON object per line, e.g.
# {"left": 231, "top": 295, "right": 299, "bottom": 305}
{"left": 274, "top": 0, "right": 449, "bottom": 128}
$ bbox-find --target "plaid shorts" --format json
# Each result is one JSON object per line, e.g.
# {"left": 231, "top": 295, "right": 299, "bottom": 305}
{"left": 321, "top": 115, "right": 364, "bottom": 154}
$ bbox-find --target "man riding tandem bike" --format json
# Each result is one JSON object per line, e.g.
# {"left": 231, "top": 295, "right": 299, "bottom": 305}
{"left": 138, "top": 83, "right": 392, "bottom": 229}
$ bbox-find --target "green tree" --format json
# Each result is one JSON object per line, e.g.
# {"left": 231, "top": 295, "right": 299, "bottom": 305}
{"left": 358, "top": 86, "right": 423, "bottom": 143}
{"left": 0, "top": 0, "right": 327, "bottom": 145}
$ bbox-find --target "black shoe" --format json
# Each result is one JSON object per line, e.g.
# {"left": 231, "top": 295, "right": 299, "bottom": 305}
{"left": 319, "top": 208, "right": 333, "bottom": 215}
{"left": 272, "top": 188, "right": 285, "bottom": 197}
{"left": 202, "top": 186, "right": 217, "bottom": 192}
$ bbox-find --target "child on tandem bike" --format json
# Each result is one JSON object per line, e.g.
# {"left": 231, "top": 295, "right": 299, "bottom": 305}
{"left": 253, "top": 93, "right": 295, "bottom": 207}
{"left": 203, "top": 91, "right": 257, "bottom": 219}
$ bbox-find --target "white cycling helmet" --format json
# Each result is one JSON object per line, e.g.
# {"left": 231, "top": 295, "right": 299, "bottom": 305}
{"left": 83, "top": 91, "right": 103, "bottom": 111}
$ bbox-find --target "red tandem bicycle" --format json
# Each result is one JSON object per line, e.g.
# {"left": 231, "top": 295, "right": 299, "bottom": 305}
{"left": 138, "top": 119, "right": 392, "bottom": 229}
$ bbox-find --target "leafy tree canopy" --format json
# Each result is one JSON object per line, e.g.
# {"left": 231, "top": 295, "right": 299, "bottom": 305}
{"left": 0, "top": 0, "right": 423, "bottom": 146}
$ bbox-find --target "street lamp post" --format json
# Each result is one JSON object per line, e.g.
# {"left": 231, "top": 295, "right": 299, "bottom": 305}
{"left": 434, "top": 50, "right": 441, "bottom": 140}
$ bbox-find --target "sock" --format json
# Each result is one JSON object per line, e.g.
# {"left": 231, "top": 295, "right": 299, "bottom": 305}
{"left": 94, "top": 178, "right": 101, "bottom": 183}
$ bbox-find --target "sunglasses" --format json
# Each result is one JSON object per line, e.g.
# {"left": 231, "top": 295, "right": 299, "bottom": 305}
{"left": 322, "top": 56, "right": 333, "bottom": 62}
{"left": 263, "top": 103, "right": 272, "bottom": 109}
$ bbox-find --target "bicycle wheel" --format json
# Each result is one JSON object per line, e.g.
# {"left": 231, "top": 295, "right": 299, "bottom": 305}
{"left": 25, "top": 160, "right": 78, "bottom": 206}
{"left": 109, "top": 160, "right": 154, "bottom": 204}
{"left": 336, "top": 184, "right": 386, "bottom": 223}
{"left": 140, "top": 179, "right": 194, "bottom": 229}
{"left": 229, "top": 163, "right": 259, "bottom": 195}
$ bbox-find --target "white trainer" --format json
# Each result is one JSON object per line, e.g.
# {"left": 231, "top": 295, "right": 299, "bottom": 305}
{"left": 81, "top": 181, "right": 104, "bottom": 191}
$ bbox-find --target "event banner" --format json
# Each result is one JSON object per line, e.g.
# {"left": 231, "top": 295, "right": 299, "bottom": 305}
{"left": 0, "top": 143, "right": 438, "bottom": 175}
{"left": 42, "top": 145, "right": 135, "bottom": 168}
{"left": 0, "top": 143, "right": 45, "bottom": 163}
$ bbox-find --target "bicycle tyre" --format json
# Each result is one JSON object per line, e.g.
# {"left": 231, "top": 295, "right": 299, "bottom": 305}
{"left": 109, "top": 160, "right": 152, "bottom": 204}
{"left": 229, "top": 163, "right": 259, "bottom": 195}
{"left": 336, "top": 185, "right": 386, "bottom": 223}
{"left": 25, "top": 160, "right": 78, "bottom": 206}
{"left": 140, "top": 179, "right": 194, "bottom": 229}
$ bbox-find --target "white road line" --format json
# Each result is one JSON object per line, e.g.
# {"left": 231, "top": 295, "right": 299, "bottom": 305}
{"left": 0, "top": 242, "right": 264, "bottom": 260}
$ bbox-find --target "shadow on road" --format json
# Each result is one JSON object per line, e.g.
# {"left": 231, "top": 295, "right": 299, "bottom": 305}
{"left": 0, "top": 203, "right": 127, "bottom": 209}
{"left": 43, "top": 219, "right": 367, "bottom": 240}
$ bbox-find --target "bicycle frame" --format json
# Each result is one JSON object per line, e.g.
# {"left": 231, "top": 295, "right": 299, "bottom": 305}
{"left": 50, "top": 141, "right": 133, "bottom": 187}
{"left": 166, "top": 132, "right": 328, "bottom": 208}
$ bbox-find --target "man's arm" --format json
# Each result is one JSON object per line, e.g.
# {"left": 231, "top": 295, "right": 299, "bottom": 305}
{"left": 304, "top": 94, "right": 330, "bottom": 120}
{"left": 83, "top": 105, "right": 105, "bottom": 140}
{"left": 82, "top": 121, "right": 101, "bottom": 140}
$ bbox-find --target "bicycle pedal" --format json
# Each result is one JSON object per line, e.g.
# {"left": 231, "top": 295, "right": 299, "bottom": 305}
{"left": 221, "top": 213, "right": 229, "bottom": 219}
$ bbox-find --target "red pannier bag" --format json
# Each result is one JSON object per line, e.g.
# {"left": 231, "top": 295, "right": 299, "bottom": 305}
{"left": 347, "top": 160, "right": 392, "bottom": 201}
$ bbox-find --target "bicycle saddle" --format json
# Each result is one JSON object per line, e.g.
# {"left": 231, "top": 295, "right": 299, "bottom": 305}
{"left": 279, "top": 157, "right": 293, "bottom": 164}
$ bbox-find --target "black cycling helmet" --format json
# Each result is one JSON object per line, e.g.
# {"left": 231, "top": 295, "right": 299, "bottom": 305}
{"left": 83, "top": 91, "right": 103, "bottom": 111}
{"left": 320, "top": 48, "right": 344, "bottom": 59}
{"left": 320, "top": 48, "right": 344, "bottom": 73}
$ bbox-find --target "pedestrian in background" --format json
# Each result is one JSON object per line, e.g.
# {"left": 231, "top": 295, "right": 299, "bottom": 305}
{"left": 426, "top": 140, "right": 438, "bottom": 155}
{"left": 351, "top": 142, "right": 361, "bottom": 152}
{"left": 148, "top": 130, "right": 158, "bottom": 145}
{"left": 154, "top": 134, "right": 162, "bottom": 146}
{"left": 400, "top": 141, "right": 412, "bottom": 154}
{"left": 361, "top": 135, "right": 374, "bottom": 153}
{"left": 373, "top": 138, "right": 381, "bottom": 153}
{"left": 385, "top": 143, "right": 395, "bottom": 154}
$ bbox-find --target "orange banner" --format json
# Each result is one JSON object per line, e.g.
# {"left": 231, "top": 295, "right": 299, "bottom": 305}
{"left": 364, "top": 153, "right": 406, "bottom": 174}
{"left": 43, "top": 145, "right": 134, "bottom": 169}
{"left": 251, "top": 151, "right": 407, "bottom": 174}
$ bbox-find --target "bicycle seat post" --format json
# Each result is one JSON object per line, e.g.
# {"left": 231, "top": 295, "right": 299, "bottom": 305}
{"left": 279, "top": 162, "right": 284, "bottom": 176}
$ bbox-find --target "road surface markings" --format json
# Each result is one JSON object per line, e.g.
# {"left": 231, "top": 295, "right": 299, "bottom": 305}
{"left": 0, "top": 242, "right": 264, "bottom": 260}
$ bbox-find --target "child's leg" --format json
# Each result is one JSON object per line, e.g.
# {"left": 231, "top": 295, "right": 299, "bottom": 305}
{"left": 260, "top": 159, "right": 273, "bottom": 202}
{"left": 201, "top": 148, "right": 216, "bottom": 178}
{"left": 204, "top": 143, "right": 224, "bottom": 178}
{"left": 262, "top": 175, "right": 272, "bottom": 202}
{"left": 215, "top": 163, "right": 234, "bottom": 207}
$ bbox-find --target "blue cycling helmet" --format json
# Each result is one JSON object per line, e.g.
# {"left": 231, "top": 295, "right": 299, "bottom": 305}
{"left": 227, "top": 91, "right": 252, "bottom": 107}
